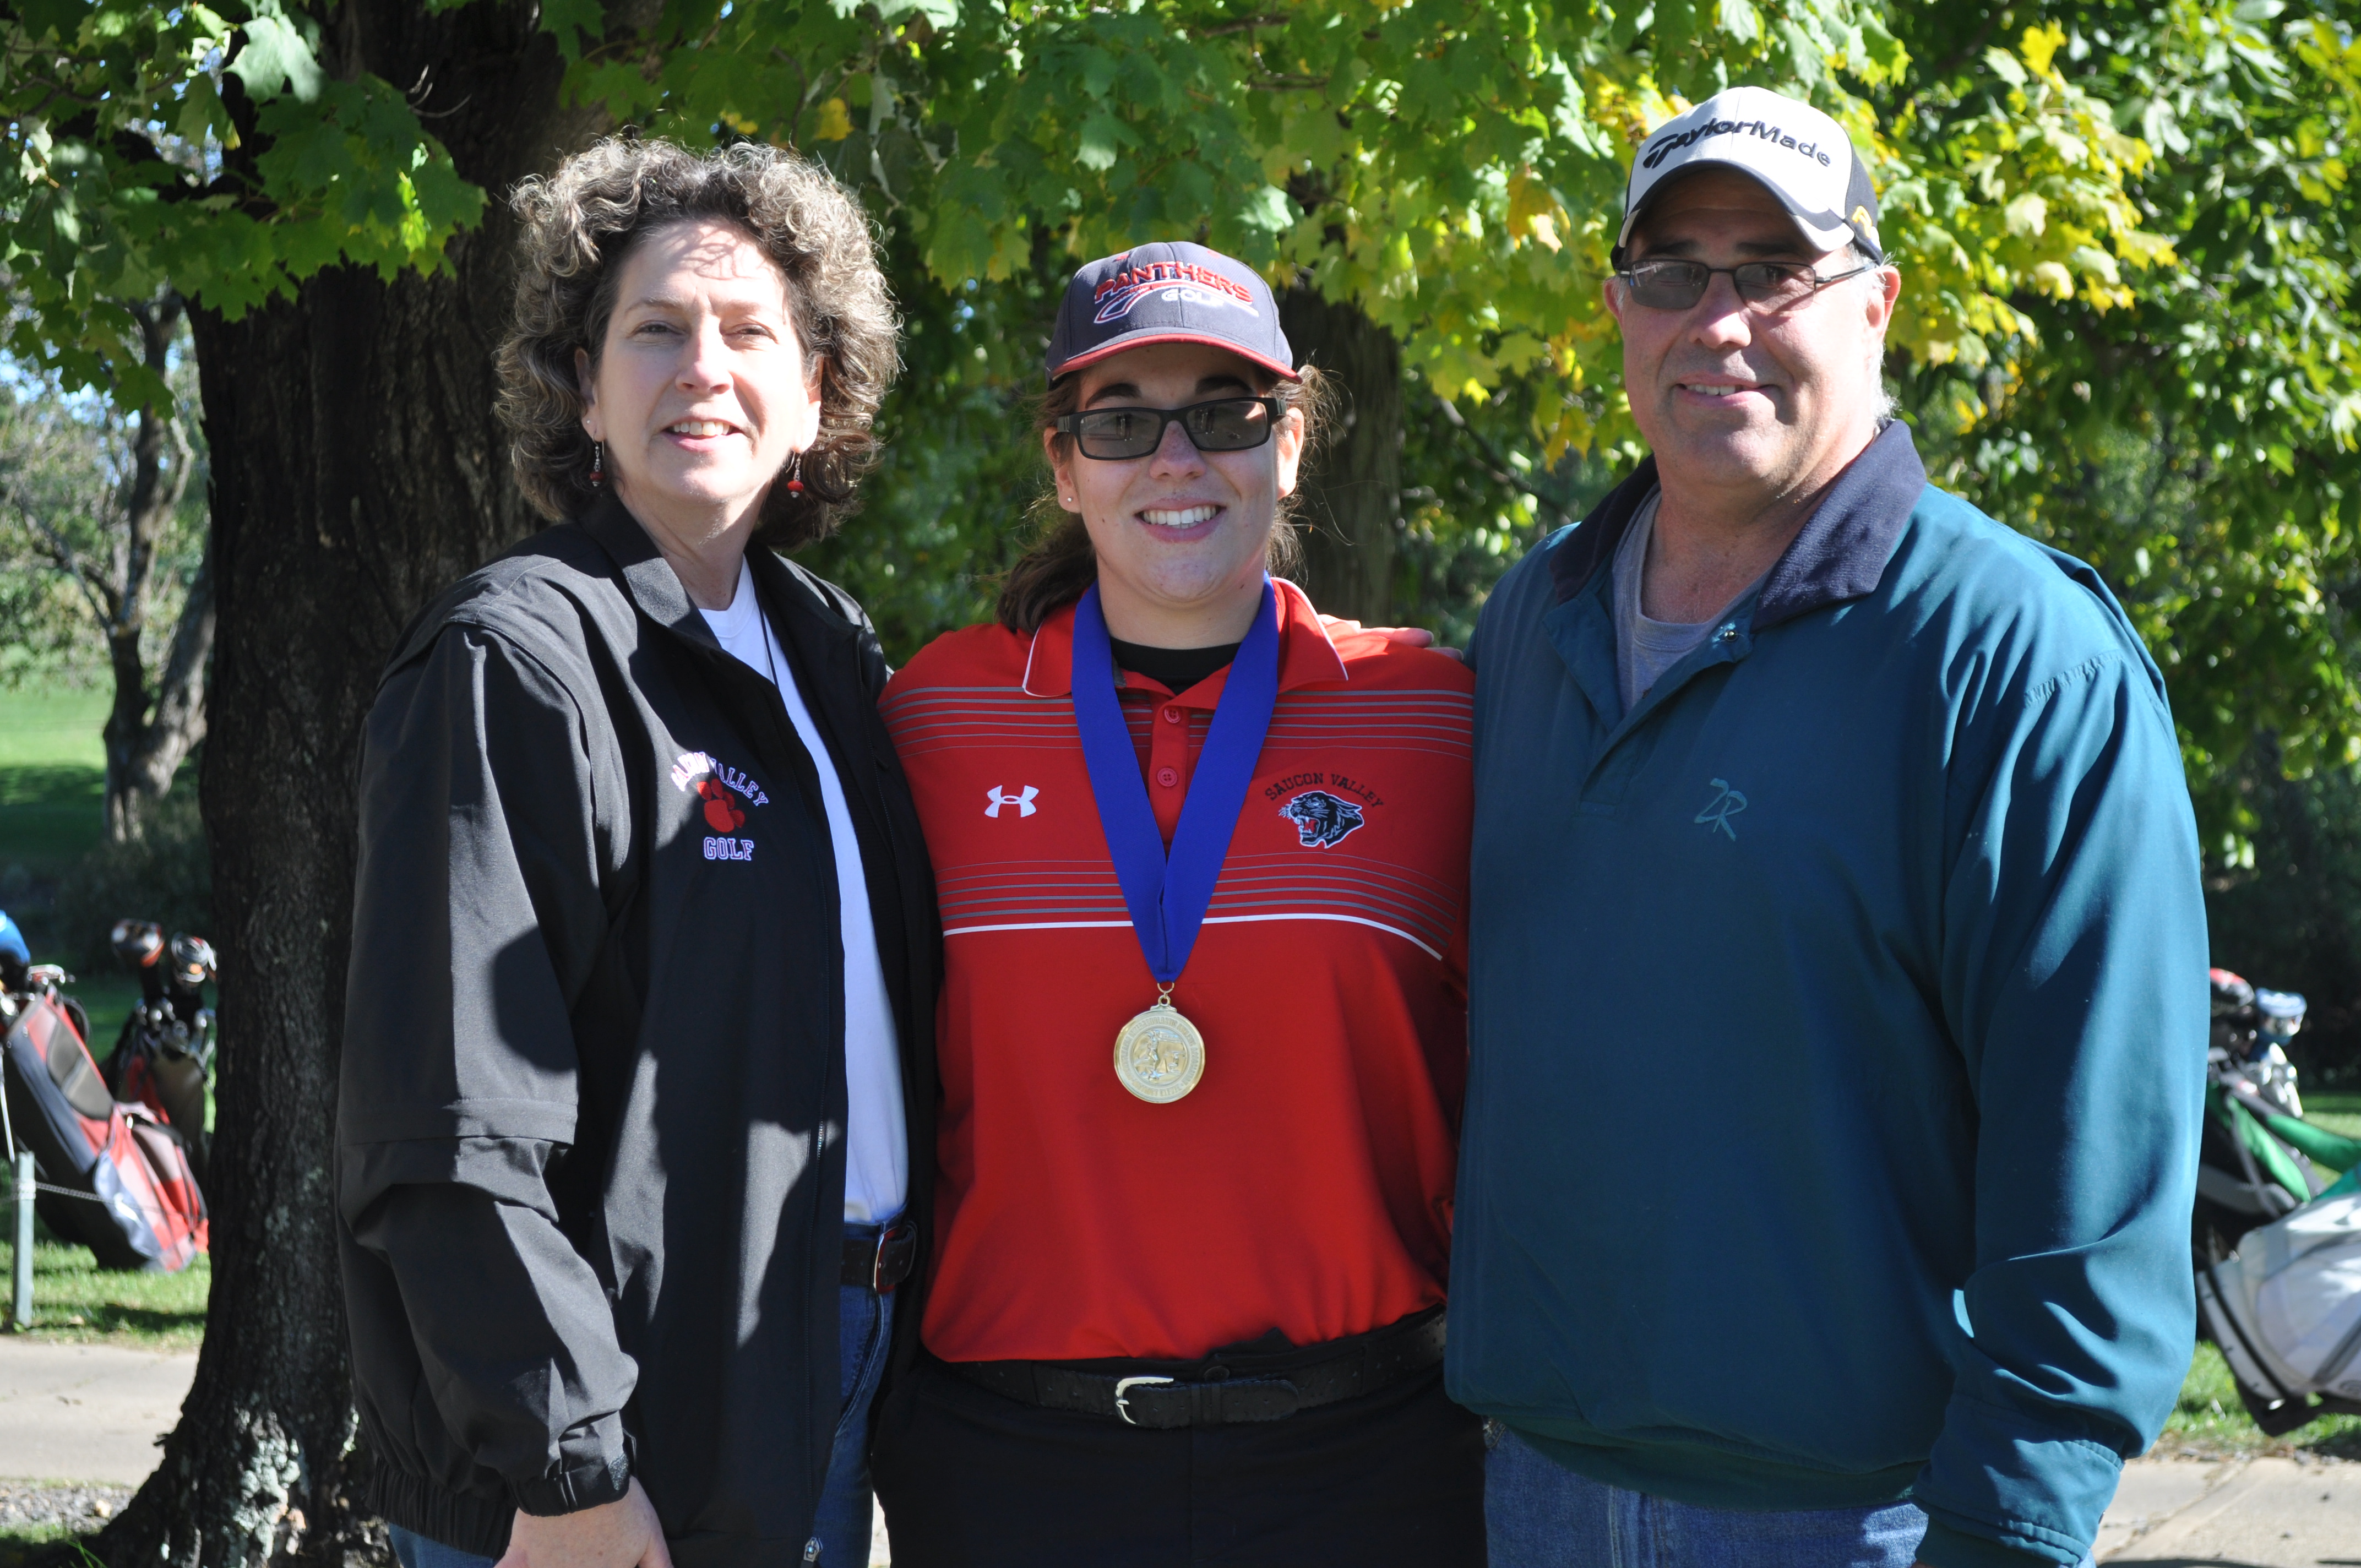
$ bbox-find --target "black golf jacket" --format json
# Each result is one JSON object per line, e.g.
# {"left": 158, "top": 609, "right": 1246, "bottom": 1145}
{"left": 335, "top": 493, "right": 939, "bottom": 1566}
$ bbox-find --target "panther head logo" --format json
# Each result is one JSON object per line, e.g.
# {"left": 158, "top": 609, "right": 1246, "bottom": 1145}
{"left": 1280, "top": 790, "right": 1366, "bottom": 848}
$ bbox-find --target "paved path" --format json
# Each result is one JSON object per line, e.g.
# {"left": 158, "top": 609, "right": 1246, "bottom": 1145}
{"left": 2, "top": 1342, "right": 2344, "bottom": 1567}
{"left": 0, "top": 1340, "right": 192, "bottom": 1485}
{"left": 2099, "top": 1454, "right": 2361, "bottom": 1566}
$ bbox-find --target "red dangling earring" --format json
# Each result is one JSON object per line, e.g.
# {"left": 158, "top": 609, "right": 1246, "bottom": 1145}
{"left": 589, "top": 440, "right": 604, "bottom": 488}
{"left": 785, "top": 450, "right": 804, "bottom": 496}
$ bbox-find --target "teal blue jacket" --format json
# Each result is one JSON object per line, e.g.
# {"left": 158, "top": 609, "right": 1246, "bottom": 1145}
{"left": 1447, "top": 424, "right": 2207, "bottom": 1568}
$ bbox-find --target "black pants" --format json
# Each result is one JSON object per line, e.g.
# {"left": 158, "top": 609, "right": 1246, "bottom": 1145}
{"left": 871, "top": 1353, "right": 1486, "bottom": 1567}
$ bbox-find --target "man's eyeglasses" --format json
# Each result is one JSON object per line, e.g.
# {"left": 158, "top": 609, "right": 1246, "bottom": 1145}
{"left": 1617, "top": 258, "right": 1877, "bottom": 313}
{"left": 1055, "top": 397, "right": 1280, "bottom": 461}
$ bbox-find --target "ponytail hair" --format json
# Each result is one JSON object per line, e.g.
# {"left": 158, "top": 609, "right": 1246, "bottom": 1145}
{"left": 995, "top": 363, "right": 1333, "bottom": 634}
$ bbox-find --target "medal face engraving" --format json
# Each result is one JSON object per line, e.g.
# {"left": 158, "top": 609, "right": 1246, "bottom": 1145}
{"left": 1113, "top": 1001, "right": 1205, "bottom": 1103}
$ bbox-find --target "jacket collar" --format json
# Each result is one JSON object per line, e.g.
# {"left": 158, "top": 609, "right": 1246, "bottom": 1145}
{"left": 1551, "top": 420, "right": 1927, "bottom": 630}
{"left": 581, "top": 489, "right": 718, "bottom": 648}
{"left": 1019, "top": 577, "right": 1348, "bottom": 698}
{"left": 579, "top": 490, "right": 861, "bottom": 652}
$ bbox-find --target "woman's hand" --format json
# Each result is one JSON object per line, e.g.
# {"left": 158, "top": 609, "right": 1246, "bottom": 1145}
{"left": 497, "top": 1478, "right": 673, "bottom": 1568}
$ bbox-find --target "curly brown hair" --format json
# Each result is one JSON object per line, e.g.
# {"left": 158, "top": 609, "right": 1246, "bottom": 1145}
{"left": 497, "top": 136, "right": 897, "bottom": 547}
{"left": 995, "top": 362, "right": 1334, "bottom": 633}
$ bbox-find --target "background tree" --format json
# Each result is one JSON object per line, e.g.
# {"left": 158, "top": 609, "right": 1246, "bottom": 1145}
{"left": 0, "top": 293, "right": 213, "bottom": 842}
{"left": 3, "top": 3, "right": 599, "bottom": 1564}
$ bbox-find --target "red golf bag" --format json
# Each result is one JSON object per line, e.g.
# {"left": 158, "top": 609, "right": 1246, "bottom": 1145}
{"left": 3, "top": 987, "right": 207, "bottom": 1272}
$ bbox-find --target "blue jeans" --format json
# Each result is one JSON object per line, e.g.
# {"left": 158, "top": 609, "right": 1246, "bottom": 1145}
{"left": 1486, "top": 1421, "right": 2060, "bottom": 1568}
{"left": 391, "top": 1228, "right": 897, "bottom": 1568}
{"left": 811, "top": 1234, "right": 898, "bottom": 1566}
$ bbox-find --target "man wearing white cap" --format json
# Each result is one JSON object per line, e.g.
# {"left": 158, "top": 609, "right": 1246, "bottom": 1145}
{"left": 1446, "top": 86, "right": 2208, "bottom": 1567}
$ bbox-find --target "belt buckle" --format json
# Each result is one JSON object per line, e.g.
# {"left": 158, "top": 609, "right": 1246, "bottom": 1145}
{"left": 873, "top": 1220, "right": 916, "bottom": 1293}
{"left": 1113, "top": 1375, "right": 1175, "bottom": 1427}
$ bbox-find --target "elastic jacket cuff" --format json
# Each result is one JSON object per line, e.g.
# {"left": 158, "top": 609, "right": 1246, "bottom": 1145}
{"left": 511, "top": 1450, "right": 632, "bottom": 1517}
{"left": 1914, "top": 1393, "right": 2123, "bottom": 1566}
{"left": 1914, "top": 1518, "right": 2066, "bottom": 1568}
{"left": 362, "top": 1458, "right": 515, "bottom": 1559}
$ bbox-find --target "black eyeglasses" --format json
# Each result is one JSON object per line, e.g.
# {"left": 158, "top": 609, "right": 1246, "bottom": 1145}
{"left": 1617, "top": 259, "right": 1876, "bottom": 312}
{"left": 1055, "top": 397, "right": 1280, "bottom": 461}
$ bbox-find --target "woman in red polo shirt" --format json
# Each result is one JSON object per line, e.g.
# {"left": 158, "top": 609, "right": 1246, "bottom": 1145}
{"left": 870, "top": 242, "right": 1480, "bottom": 1566}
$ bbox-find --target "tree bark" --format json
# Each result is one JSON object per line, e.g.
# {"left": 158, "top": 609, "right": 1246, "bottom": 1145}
{"left": 1277, "top": 285, "right": 1403, "bottom": 627}
{"left": 89, "top": 6, "right": 603, "bottom": 1565}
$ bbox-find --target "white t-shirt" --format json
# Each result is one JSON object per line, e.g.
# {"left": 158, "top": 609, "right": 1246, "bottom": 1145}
{"left": 700, "top": 559, "right": 907, "bottom": 1224}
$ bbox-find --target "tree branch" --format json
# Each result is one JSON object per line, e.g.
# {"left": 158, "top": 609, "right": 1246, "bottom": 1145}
{"left": 1434, "top": 397, "right": 1581, "bottom": 531}
{"left": 9, "top": 500, "right": 121, "bottom": 622}
{"left": 1192, "top": 14, "right": 1288, "bottom": 37}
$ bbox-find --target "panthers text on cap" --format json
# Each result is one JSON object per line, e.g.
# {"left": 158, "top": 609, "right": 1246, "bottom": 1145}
{"left": 1091, "top": 257, "right": 1259, "bottom": 325}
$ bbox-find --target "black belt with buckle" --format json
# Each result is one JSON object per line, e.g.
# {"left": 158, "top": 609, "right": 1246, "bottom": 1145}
{"left": 841, "top": 1221, "right": 917, "bottom": 1292}
{"left": 949, "top": 1305, "right": 1445, "bottom": 1428}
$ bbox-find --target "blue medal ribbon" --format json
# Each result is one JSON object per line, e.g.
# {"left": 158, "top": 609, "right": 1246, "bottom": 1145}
{"left": 1070, "top": 578, "right": 1281, "bottom": 985}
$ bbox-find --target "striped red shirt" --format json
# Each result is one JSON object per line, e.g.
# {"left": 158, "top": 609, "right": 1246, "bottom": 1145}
{"left": 881, "top": 581, "right": 1473, "bottom": 1361}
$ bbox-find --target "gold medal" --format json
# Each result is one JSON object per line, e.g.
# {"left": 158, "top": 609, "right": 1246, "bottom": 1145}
{"left": 1112, "top": 985, "right": 1205, "bottom": 1104}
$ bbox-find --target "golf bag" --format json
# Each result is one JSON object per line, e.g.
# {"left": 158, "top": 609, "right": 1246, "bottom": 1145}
{"left": 2190, "top": 967, "right": 2361, "bottom": 1434}
{"left": 101, "top": 920, "right": 216, "bottom": 1186}
{"left": 2196, "top": 1189, "right": 2361, "bottom": 1435}
{"left": 2194, "top": 970, "right": 2346, "bottom": 1252}
{"left": 1, "top": 961, "right": 207, "bottom": 1272}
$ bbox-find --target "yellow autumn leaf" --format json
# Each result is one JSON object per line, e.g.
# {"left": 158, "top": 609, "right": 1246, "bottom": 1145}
{"left": 812, "top": 98, "right": 854, "bottom": 143}
{"left": 1506, "top": 167, "right": 1562, "bottom": 251}
{"left": 2021, "top": 22, "right": 2066, "bottom": 79}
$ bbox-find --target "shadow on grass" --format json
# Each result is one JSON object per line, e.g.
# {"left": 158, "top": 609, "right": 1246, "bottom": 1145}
{"left": 0, "top": 766, "right": 105, "bottom": 809}
{"left": 2304, "top": 1423, "right": 2361, "bottom": 1461}
{"left": 8, "top": 1243, "right": 209, "bottom": 1351}
{"left": 0, "top": 1531, "right": 98, "bottom": 1568}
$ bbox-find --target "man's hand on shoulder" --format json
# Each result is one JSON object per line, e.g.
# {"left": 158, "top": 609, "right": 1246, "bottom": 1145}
{"left": 1315, "top": 616, "right": 1466, "bottom": 662}
{"left": 498, "top": 1478, "right": 672, "bottom": 1568}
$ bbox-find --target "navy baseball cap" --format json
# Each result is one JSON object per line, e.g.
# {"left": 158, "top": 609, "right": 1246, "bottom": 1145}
{"left": 1046, "top": 241, "right": 1298, "bottom": 383}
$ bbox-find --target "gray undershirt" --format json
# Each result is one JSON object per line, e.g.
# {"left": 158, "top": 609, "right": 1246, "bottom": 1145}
{"left": 1612, "top": 491, "right": 1763, "bottom": 715}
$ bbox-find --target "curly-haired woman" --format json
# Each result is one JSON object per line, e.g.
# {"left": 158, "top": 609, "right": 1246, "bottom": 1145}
{"left": 336, "top": 137, "right": 935, "bottom": 1568}
{"left": 869, "top": 243, "right": 1484, "bottom": 1565}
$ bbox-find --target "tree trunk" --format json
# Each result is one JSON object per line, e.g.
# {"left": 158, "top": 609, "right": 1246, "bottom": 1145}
{"left": 101, "top": 295, "right": 208, "bottom": 844}
{"left": 1277, "top": 285, "right": 1403, "bottom": 626}
{"left": 90, "top": 7, "right": 603, "bottom": 1565}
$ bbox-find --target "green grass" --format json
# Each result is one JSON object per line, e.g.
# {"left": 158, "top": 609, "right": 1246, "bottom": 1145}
{"left": 0, "top": 688, "right": 109, "bottom": 771}
{"left": 2159, "top": 1340, "right": 2361, "bottom": 1458}
{"left": 2304, "top": 1088, "right": 2361, "bottom": 1142}
{"left": 0, "top": 687, "right": 107, "bottom": 877}
{"left": 0, "top": 1523, "right": 99, "bottom": 1568}
{"left": 0, "top": 1240, "right": 208, "bottom": 1350}
{"left": 68, "top": 974, "right": 139, "bottom": 1061}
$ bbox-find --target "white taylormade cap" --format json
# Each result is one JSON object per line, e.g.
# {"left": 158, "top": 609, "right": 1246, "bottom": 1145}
{"left": 1615, "top": 86, "right": 1883, "bottom": 264}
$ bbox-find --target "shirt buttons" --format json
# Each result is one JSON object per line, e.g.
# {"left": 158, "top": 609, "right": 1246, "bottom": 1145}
{"left": 1156, "top": 766, "right": 1180, "bottom": 788}
{"left": 1715, "top": 623, "right": 1739, "bottom": 643}
{"left": 1161, "top": 705, "right": 1184, "bottom": 723}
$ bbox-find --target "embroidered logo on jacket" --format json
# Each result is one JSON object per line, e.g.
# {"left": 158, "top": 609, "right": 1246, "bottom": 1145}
{"left": 1695, "top": 778, "right": 1748, "bottom": 840}
{"left": 1280, "top": 789, "right": 1366, "bottom": 848}
{"left": 671, "top": 750, "right": 768, "bottom": 861}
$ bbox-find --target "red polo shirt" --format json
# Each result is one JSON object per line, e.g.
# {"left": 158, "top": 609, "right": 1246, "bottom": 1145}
{"left": 881, "top": 581, "right": 1473, "bottom": 1362}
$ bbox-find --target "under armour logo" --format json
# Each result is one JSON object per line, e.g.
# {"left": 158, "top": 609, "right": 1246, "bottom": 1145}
{"left": 1694, "top": 778, "right": 1747, "bottom": 840}
{"left": 984, "top": 785, "right": 1039, "bottom": 818}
